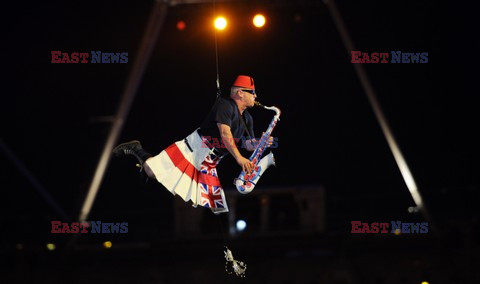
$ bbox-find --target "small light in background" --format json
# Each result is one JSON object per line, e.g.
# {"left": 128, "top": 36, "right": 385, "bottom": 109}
{"left": 252, "top": 14, "right": 266, "bottom": 28}
{"left": 393, "top": 228, "right": 402, "bottom": 236}
{"left": 103, "top": 241, "right": 112, "bottom": 249}
{"left": 46, "top": 243, "right": 56, "bottom": 251}
{"left": 236, "top": 220, "right": 247, "bottom": 232}
{"left": 408, "top": 206, "right": 420, "bottom": 213}
{"left": 177, "top": 20, "right": 186, "bottom": 31}
{"left": 421, "top": 281, "right": 429, "bottom": 284}
{"left": 214, "top": 17, "right": 227, "bottom": 30}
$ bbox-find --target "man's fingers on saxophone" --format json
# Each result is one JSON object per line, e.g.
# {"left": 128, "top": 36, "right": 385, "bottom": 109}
{"left": 267, "top": 136, "right": 275, "bottom": 147}
{"left": 260, "top": 132, "right": 275, "bottom": 148}
{"left": 243, "top": 161, "right": 253, "bottom": 174}
{"left": 243, "top": 164, "right": 249, "bottom": 174}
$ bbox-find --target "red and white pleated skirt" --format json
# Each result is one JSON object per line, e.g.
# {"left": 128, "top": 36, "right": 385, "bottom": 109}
{"left": 145, "top": 129, "right": 229, "bottom": 214}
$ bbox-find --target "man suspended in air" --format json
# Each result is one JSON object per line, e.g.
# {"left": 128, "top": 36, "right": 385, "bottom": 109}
{"left": 113, "top": 75, "right": 275, "bottom": 214}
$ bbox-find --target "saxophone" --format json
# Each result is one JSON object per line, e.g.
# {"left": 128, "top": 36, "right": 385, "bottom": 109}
{"left": 234, "top": 101, "right": 281, "bottom": 194}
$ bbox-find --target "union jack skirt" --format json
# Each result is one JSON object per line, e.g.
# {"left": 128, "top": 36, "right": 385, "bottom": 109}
{"left": 145, "top": 129, "right": 229, "bottom": 214}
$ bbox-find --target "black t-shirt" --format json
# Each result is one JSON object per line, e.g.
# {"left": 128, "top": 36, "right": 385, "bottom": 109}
{"left": 199, "top": 97, "right": 255, "bottom": 155}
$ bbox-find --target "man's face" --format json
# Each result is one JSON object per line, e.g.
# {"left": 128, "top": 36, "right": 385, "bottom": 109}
{"left": 240, "top": 89, "right": 257, "bottom": 107}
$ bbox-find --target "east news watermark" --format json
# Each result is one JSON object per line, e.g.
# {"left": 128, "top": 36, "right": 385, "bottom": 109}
{"left": 351, "top": 51, "right": 428, "bottom": 63}
{"left": 351, "top": 221, "right": 429, "bottom": 234}
{"left": 51, "top": 51, "right": 128, "bottom": 63}
{"left": 51, "top": 221, "right": 128, "bottom": 234}
{"left": 201, "top": 136, "right": 279, "bottom": 149}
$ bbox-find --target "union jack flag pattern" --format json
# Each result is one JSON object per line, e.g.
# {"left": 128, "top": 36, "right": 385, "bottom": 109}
{"left": 145, "top": 130, "right": 229, "bottom": 214}
{"left": 200, "top": 183, "right": 226, "bottom": 209}
{"left": 200, "top": 154, "right": 221, "bottom": 177}
{"left": 198, "top": 153, "right": 227, "bottom": 212}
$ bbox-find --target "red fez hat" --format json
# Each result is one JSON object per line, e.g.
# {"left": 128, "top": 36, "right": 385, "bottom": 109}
{"left": 232, "top": 75, "right": 255, "bottom": 89}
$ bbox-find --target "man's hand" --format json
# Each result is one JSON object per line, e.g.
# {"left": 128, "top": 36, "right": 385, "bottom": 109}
{"left": 245, "top": 133, "right": 276, "bottom": 151}
{"left": 266, "top": 136, "right": 275, "bottom": 147}
{"left": 262, "top": 132, "right": 276, "bottom": 148}
{"left": 236, "top": 156, "right": 254, "bottom": 173}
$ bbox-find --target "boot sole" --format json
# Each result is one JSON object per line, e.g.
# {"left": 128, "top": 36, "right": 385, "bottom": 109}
{"left": 112, "top": 140, "right": 142, "bottom": 156}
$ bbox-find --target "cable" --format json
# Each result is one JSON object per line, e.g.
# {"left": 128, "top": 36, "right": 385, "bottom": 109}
{"left": 213, "top": 0, "right": 221, "bottom": 97}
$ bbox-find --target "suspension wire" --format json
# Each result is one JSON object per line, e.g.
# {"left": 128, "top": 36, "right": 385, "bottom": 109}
{"left": 213, "top": 0, "right": 221, "bottom": 97}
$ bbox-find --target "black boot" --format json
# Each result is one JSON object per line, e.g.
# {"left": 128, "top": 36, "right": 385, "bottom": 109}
{"left": 112, "top": 140, "right": 152, "bottom": 180}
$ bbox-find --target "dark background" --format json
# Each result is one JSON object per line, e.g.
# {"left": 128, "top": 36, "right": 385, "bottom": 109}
{"left": 1, "top": 0, "right": 478, "bottom": 283}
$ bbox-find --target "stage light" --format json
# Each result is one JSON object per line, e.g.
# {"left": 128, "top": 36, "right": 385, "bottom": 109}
{"left": 253, "top": 14, "right": 266, "bottom": 28}
{"left": 421, "top": 282, "right": 429, "bottom": 284}
{"left": 46, "top": 243, "right": 56, "bottom": 251}
{"left": 236, "top": 220, "right": 247, "bottom": 232}
{"left": 214, "top": 17, "right": 227, "bottom": 30}
{"left": 177, "top": 20, "right": 186, "bottom": 31}
{"left": 393, "top": 228, "right": 401, "bottom": 235}
{"left": 103, "top": 241, "right": 112, "bottom": 249}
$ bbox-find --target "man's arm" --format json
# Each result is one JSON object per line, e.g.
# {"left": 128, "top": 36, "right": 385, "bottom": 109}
{"left": 217, "top": 123, "right": 253, "bottom": 173}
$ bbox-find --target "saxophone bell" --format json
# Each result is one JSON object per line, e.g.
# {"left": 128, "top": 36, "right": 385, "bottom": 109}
{"left": 235, "top": 152, "right": 276, "bottom": 194}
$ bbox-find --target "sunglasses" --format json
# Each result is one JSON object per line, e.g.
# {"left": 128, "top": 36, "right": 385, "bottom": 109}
{"left": 241, "top": 89, "right": 256, "bottom": 95}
